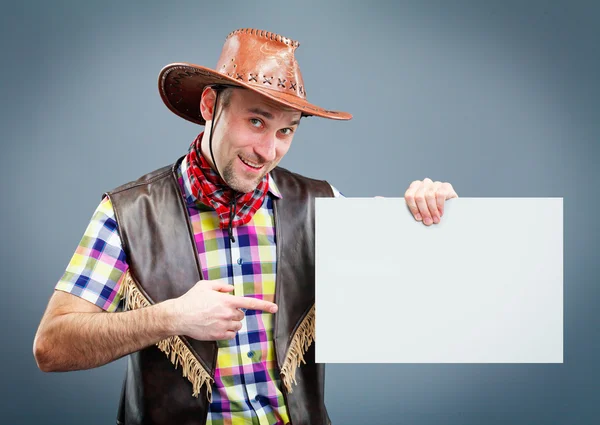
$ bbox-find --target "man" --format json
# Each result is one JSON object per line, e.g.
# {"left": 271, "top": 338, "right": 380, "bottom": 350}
{"left": 33, "top": 28, "right": 457, "bottom": 425}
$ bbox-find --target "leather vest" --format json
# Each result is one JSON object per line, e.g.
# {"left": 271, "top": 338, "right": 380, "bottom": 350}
{"left": 107, "top": 157, "right": 333, "bottom": 425}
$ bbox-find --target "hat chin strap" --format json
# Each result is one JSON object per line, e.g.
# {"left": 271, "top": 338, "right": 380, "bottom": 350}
{"left": 207, "top": 87, "right": 239, "bottom": 243}
{"left": 208, "top": 88, "right": 223, "bottom": 180}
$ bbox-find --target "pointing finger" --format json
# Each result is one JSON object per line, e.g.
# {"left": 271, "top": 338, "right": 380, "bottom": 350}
{"left": 228, "top": 296, "right": 278, "bottom": 313}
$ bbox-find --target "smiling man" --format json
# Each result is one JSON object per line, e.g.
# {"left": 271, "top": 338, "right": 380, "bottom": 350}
{"left": 33, "top": 28, "right": 457, "bottom": 425}
{"left": 202, "top": 88, "right": 300, "bottom": 193}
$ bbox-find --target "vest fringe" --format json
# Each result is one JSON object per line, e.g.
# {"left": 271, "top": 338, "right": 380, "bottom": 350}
{"left": 122, "top": 271, "right": 214, "bottom": 401}
{"left": 280, "top": 304, "right": 315, "bottom": 393}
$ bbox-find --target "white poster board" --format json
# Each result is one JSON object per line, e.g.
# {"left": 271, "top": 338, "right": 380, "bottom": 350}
{"left": 315, "top": 198, "right": 563, "bottom": 363}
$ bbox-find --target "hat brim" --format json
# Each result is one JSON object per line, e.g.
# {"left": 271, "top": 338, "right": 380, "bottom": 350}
{"left": 158, "top": 63, "right": 352, "bottom": 125}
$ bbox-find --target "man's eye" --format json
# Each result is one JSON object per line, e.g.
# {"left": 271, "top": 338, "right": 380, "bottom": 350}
{"left": 280, "top": 128, "right": 293, "bottom": 135}
{"left": 250, "top": 118, "right": 262, "bottom": 127}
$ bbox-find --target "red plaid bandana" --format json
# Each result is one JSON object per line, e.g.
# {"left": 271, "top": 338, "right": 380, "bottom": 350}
{"left": 185, "top": 132, "right": 269, "bottom": 230}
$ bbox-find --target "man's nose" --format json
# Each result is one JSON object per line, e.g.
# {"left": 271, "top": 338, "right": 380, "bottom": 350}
{"left": 254, "top": 133, "right": 277, "bottom": 162}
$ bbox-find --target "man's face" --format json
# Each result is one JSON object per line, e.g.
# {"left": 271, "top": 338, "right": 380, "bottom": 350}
{"left": 200, "top": 88, "right": 302, "bottom": 193}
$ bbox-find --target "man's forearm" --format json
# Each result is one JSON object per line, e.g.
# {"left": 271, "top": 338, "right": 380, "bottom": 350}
{"left": 34, "top": 300, "right": 178, "bottom": 372}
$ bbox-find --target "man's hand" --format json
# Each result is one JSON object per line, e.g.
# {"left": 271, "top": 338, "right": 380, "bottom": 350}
{"left": 404, "top": 178, "right": 458, "bottom": 226}
{"left": 167, "top": 279, "right": 278, "bottom": 341}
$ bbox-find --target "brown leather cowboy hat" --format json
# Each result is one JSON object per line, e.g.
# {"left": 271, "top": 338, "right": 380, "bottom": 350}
{"left": 158, "top": 28, "right": 352, "bottom": 125}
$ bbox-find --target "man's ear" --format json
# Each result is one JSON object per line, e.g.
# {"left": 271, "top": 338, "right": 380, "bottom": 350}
{"left": 199, "top": 87, "right": 217, "bottom": 122}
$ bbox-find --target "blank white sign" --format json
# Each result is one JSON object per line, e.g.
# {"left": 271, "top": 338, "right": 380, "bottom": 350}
{"left": 315, "top": 198, "right": 563, "bottom": 363}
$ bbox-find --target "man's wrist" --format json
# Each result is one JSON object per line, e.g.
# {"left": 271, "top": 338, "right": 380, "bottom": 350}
{"left": 156, "top": 299, "right": 182, "bottom": 337}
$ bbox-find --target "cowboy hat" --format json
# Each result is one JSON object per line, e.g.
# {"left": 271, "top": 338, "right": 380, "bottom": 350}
{"left": 158, "top": 28, "right": 352, "bottom": 125}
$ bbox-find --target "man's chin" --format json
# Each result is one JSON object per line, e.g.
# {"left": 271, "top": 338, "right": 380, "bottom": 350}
{"left": 226, "top": 177, "right": 263, "bottom": 194}
{"left": 223, "top": 164, "right": 272, "bottom": 193}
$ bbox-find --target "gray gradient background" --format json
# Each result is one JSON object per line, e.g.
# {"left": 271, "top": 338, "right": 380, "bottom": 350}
{"left": 1, "top": 0, "right": 598, "bottom": 424}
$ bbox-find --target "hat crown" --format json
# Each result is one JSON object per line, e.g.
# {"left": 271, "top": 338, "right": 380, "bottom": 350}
{"left": 158, "top": 28, "right": 351, "bottom": 125}
{"left": 215, "top": 28, "right": 307, "bottom": 98}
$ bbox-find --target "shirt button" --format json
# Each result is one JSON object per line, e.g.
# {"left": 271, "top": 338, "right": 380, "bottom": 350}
{"left": 237, "top": 258, "right": 243, "bottom": 265}
{"left": 247, "top": 351, "right": 254, "bottom": 358}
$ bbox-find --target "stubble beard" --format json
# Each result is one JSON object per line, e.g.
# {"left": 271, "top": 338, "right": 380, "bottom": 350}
{"left": 221, "top": 156, "right": 270, "bottom": 194}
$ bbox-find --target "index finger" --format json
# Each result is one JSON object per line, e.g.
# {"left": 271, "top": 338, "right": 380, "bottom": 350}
{"left": 404, "top": 181, "right": 423, "bottom": 221}
{"left": 227, "top": 295, "right": 278, "bottom": 313}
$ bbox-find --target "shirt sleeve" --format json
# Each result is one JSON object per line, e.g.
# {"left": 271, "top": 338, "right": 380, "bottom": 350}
{"left": 55, "top": 197, "right": 128, "bottom": 312}
{"left": 329, "top": 184, "right": 345, "bottom": 198}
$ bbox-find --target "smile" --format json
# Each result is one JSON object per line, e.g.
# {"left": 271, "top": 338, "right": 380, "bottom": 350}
{"left": 239, "top": 155, "right": 264, "bottom": 170}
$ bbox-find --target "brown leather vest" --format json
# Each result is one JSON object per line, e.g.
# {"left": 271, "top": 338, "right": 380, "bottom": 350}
{"left": 107, "top": 157, "right": 333, "bottom": 425}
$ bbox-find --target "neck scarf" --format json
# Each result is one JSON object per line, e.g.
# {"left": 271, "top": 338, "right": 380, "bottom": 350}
{"left": 185, "top": 132, "right": 269, "bottom": 230}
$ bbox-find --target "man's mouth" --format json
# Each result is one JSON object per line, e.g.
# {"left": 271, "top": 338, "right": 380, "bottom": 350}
{"left": 239, "top": 155, "right": 264, "bottom": 170}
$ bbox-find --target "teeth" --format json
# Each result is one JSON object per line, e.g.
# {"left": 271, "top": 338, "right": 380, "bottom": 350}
{"left": 240, "top": 156, "right": 262, "bottom": 168}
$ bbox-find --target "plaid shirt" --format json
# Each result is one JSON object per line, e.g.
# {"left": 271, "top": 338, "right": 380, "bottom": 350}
{"left": 56, "top": 155, "right": 342, "bottom": 425}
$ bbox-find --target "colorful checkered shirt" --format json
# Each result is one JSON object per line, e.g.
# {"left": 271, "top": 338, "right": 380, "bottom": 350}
{"left": 56, "top": 155, "right": 342, "bottom": 425}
